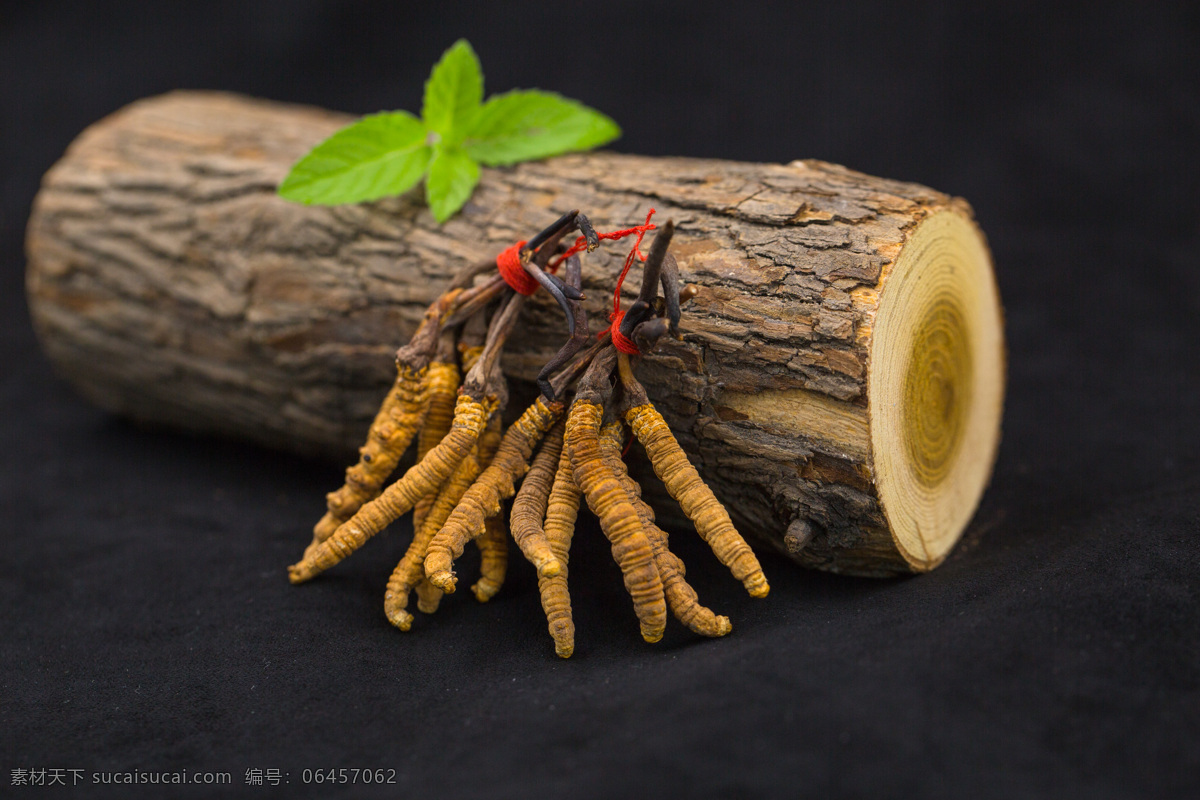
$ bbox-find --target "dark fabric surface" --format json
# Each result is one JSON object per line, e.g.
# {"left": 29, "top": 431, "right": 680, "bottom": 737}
{"left": 2, "top": 1, "right": 1197, "bottom": 797}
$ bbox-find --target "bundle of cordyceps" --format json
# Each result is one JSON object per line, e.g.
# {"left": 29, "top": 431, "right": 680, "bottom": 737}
{"left": 287, "top": 209, "right": 768, "bottom": 657}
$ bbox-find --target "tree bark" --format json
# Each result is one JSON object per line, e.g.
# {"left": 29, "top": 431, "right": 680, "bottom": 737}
{"left": 25, "top": 91, "right": 1005, "bottom": 576}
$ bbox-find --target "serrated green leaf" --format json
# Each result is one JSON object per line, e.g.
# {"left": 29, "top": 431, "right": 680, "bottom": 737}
{"left": 462, "top": 90, "right": 621, "bottom": 166}
{"left": 278, "top": 111, "right": 431, "bottom": 205}
{"left": 280, "top": 41, "right": 624, "bottom": 224}
{"left": 425, "top": 146, "right": 481, "bottom": 223}
{"left": 422, "top": 39, "right": 484, "bottom": 141}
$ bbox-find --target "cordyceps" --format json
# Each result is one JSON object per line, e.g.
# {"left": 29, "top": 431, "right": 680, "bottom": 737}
{"left": 287, "top": 208, "right": 768, "bottom": 656}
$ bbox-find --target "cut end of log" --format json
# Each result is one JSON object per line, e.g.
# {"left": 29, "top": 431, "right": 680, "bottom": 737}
{"left": 868, "top": 209, "right": 1005, "bottom": 571}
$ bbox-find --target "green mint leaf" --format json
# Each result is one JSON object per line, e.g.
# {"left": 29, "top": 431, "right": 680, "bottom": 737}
{"left": 421, "top": 39, "right": 484, "bottom": 141}
{"left": 463, "top": 89, "right": 621, "bottom": 166}
{"left": 280, "top": 40, "right": 623, "bottom": 223}
{"left": 425, "top": 146, "right": 480, "bottom": 223}
{"left": 278, "top": 111, "right": 431, "bottom": 205}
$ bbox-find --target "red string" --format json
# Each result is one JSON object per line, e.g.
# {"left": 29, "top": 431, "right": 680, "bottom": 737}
{"left": 496, "top": 212, "right": 657, "bottom": 295}
{"left": 609, "top": 310, "right": 641, "bottom": 355}
{"left": 547, "top": 214, "right": 658, "bottom": 271}
{"left": 599, "top": 208, "right": 656, "bottom": 354}
{"left": 495, "top": 209, "right": 658, "bottom": 355}
{"left": 495, "top": 240, "right": 540, "bottom": 295}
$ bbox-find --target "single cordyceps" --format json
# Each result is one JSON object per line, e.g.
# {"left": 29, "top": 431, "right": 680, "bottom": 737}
{"left": 288, "top": 208, "right": 768, "bottom": 656}
{"left": 539, "top": 443, "right": 582, "bottom": 657}
{"left": 597, "top": 420, "right": 731, "bottom": 638}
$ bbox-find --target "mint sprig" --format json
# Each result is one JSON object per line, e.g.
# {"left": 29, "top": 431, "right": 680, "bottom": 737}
{"left": 279, "top": 40, "right": 621, "bottom": 222}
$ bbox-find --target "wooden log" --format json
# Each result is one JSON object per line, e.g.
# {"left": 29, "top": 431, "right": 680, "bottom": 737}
{"left": 25, "top": 91, "right": 1005, "bottom": 577}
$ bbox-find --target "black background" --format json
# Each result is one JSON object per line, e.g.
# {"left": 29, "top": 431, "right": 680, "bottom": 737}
{"left": 2, "top": 1, "right": 1198, "bottom": 797}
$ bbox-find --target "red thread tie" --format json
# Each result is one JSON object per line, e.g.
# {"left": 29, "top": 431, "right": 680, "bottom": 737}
{"left": 496, "top": 240, "right": 540, "bottom": 295}
{"left": 601, "top": 208, "right": 657, "bottom": 355}
{"left": 498, "top": 209, "right": 657, "bottom": 351}
{"left": 609, "top": 310, "right": 641, "bottom": 355}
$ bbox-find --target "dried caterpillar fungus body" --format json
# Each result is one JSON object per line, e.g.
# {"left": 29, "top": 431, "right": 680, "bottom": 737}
{"left": 567, "top": 399, "right": 667, "bottom": 644}
{"left": 417, "top": 361, "right": 462, "bottom": 459}
{"left": 472, "top": 514, "right": 508, "bottom": 603}
{"left": 625, "top": 402, "right": 769, "bottom": 598}
{"left": 529, "top": 218, "right": 762, "bottom": 650}
{"left": 424, "top": 396, "right": 563, "bottom": 592}
{"left": 308, "top": 363, "right": 429, "bottom": 553}
{"left": 289, "top": 392, "right": 495, "bottom": 583}
{"left": 285, "top": 206, "right": 768, "bottom": 655}
{"left": 598, "top": 422, "right": 730, "bottom": 638}
{"left": 509, "top": 421, "right": 566, "bottom": 580}
{"left": 290, "top": 211, "right": 599, "bottom": 620}
{"left": 384, "top": 444, "right": 482, "bottom": 630}
{"left": 408, "top": 356, "right": 460, "bottom": 544}
{"left": 539, "top": 444, "right": 581, "bottom": 657}
{"left": 598, "top": 421, "right": 682, "bottom": 575}
{"left": 408, "top": 341, "right": 484, "bottom": 615}
{"left": 470, "top": 412, "right": 509, "bottom": 603}
{"left": 410, "top": 357, "right": 460, "bottom": 510}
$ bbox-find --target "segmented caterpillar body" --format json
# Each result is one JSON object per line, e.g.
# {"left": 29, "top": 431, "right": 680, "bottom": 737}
{"left": 384, "top": 446, "right": 481, "bottom": 629}
{"left": 412, "top": 344, "right": 485, "bottom": 614}
{"left": 308, "top": 364, "right": 429, "bottom": 554}
{"left": 598, "top": 422, "right": 730, "bottom": 637}
{"left": 625, "top": 402, "right": 769, "bottom": 598}
{"left": 509, "top": 421, "right": 566, "bottom": 578}
{"left": 471, "top": 516, "right": 508, "bottom": 603}
{"left": 289, "top": 393, "right": 494, "bottom": 583}
{"left": 409, "top": 359, "right": 461, "bottom": 535}
{"left": 567, "top": 400, "right": 667, "bottom": 643}
{"left": 539, "top": 444, "right": 581, "bottom": 657}
{"left": 471, "top": 411, "right": 508, "bottom": 602}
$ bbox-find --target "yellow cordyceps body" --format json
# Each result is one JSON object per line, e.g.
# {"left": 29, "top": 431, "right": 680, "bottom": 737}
{"left": 539, "top": 444, "right": 580, "bottom": 657}
{"left": 410, "top": 359, "right": 461, "bottom": 534}
{"left": 472, "top": 515, "right": 508, "bottom": 602}
{"left": 384, "top": 446, "right": 482, "bottom": 629}
{"left": 597, "top": 422, "right": 681, "bottom": 574}
{"left": 625, "top": 402, "right": 770, "bottom": 599}
{"left": 309, "top": 364, "right": 429, "bottom": 550}
{"left": 414, "top": 578, "right": 443, "bottom": 614}
{"left": 289, "top": 393, "right": 495, "bottom": 583}
{"left": 416, "top": 361, "right": 462, "bottom": 457}
{"left": 424, "top": 396, "right": 563, "bottom": 592}
{"left": 567, "top": 400, "right": 667, "bottom": 643}
{"left": 470, "top": 412, "right": 508, "bottom": 602}
{"left": 408, "top": 349, "right": 477, "bottom": 615}
{"left": 598, "top": 422, "right": 731, "bottom": 638}
{"left": 510, "top": 421, "right": 566, "bottom": 578}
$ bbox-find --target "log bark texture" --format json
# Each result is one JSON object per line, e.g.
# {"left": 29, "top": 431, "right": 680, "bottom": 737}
{"left": 25, "top": 91, "right": 1004, "bottom": 576}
